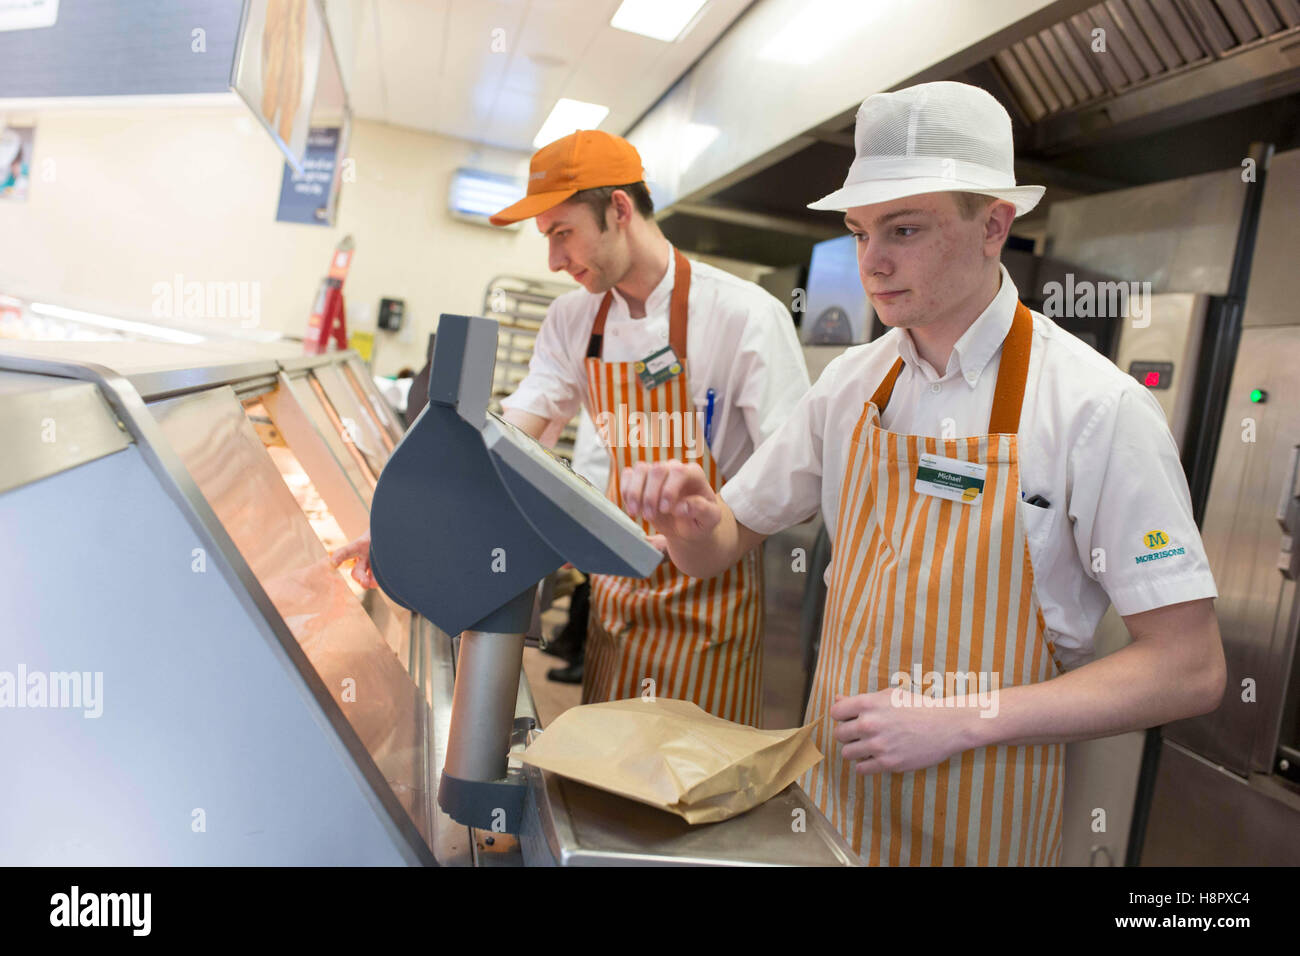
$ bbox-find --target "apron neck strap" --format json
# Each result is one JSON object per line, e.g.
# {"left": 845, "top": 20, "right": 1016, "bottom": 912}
{"left": 870, "top": 300, "right": 1034, "bottom": 435}
{"left": 587, "top": 247, "right": 692, "bottom": 360}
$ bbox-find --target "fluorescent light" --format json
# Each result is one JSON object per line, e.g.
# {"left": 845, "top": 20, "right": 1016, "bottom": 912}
{"left": 533, "top": 98, "right": 610, "bottom": 149}
{"left": 611, "top": 0, "right": 708, "bottom": 42}
{"left": 30, "top": 302, "right": 206, "bottom": 345}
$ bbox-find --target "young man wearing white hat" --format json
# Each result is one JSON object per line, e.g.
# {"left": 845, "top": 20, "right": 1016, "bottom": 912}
{"left": 619, "top": 81, "right": 1226, "bottom": 865}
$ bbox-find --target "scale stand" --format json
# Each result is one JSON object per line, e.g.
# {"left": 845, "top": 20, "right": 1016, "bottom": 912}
{"left": 368, "top": 314, "right": 662, "bottom": 832}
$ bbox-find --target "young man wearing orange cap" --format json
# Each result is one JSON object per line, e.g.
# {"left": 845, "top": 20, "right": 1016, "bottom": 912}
{"left": 335, "top": 129, "right": 810, "bottom": 725}
{"left": 617, "top": 81, "right": 1225, "bottom": 865}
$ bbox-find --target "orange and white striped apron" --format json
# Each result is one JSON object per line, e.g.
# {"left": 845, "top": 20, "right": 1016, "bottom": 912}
{"left": 804, "top": 301, "right": 1064, "bottom": 865}
{"left": 581, "top": 248, "right": 765, "bottom": 725}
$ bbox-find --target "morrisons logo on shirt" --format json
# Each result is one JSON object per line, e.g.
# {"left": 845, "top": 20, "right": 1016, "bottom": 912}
{"left": 1135, "top": 546, "right": 1185, "bottom": 564}
{"left": 1135, "top": 531, "right": 1183, "bottom": 565}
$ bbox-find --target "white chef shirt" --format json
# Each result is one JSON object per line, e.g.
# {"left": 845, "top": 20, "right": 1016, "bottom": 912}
{"left": 501, "top": 249, "right": 811, "bottom": 479}
{"left": 721, "top": 264, "right": 1218, "bottom": 671}
{"left": 570, "top": 411, "right": 610, "bottom": 492}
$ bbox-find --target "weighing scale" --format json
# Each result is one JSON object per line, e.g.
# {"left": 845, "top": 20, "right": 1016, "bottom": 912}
{"left": 369, "top": 313, "right": 663, "bottom": 832}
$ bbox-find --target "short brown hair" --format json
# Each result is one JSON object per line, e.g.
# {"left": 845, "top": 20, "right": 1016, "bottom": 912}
{"left": 952, "top": 191, "right": 997, "bottom": 220}
{"left": 569, "top": 181, "right": 655, "bottom": 230}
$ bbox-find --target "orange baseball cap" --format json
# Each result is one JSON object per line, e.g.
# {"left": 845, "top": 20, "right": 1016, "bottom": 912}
{"left": 489, "top": 130, "right": 645, "bottom": 226}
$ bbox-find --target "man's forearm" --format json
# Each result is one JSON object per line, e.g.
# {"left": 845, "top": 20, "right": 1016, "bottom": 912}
{"left": 502, "top": 405, "right": 555, "bottom": 443}
{"left": 667, "top": 498, "right": 759, "bottom": 580}
{"left": 961, "top": 600, "right": 1225, "bottom": 750}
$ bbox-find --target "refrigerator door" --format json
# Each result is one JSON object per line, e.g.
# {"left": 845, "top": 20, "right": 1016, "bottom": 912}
{"left": 1163, "top": 324, "right": 1300, "bottom": 774}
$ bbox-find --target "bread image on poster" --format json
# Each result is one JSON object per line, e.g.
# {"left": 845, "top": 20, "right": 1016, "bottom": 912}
{"left": 261, "top": 0, "right": 306, "bottom": 144}
{"left": 234, "top": 0, "right": 324, "bottom": 165}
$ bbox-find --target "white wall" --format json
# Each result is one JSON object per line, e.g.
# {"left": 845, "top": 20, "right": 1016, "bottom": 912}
{"left": 629, "top": 0, "right": 1073, "bottom": 209}
{"left": 0, "top": 106, "right": 558, "bottom": 375}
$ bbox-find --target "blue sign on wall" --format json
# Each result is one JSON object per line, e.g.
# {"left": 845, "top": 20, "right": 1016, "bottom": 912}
{"left": 275, "top": 126, "right": 341, "bottom": 226}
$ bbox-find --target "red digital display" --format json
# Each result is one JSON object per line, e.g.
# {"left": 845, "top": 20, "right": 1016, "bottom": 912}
{"left": 1129, "top": 361, "right": 1173, "bottom": 390}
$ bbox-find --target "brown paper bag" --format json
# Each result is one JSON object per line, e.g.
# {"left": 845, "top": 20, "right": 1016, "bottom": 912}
{"left": 515, "top": 697, "right": 824, "bottom": 823}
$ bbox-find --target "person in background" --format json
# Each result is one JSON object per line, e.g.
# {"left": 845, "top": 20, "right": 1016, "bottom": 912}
{"left": 333, "top": 130, "right": 811, "bottom": 726}
{"left": 617, "top": 82, "right": 1225, "bottom": 864}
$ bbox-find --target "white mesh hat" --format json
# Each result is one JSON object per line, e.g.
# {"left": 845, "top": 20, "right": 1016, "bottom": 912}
{"left": 808, "top": 81, "right": 1044, "bottom": 217}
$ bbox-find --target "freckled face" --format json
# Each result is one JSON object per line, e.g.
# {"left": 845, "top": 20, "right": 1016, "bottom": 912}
{"left": 536, "top": 199, "right": 629, "bottom": 294}
{"left": 845, "top": 192, "right": 992, "bottom": 331}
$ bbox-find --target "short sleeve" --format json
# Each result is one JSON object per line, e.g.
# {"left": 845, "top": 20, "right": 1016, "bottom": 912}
{"left": 499, "top": 300, "right": 585, "bottom": 424}
{"left": 720, "top": 363, "right": 831, "bottom": 535}
{"left": 1068, "top": 382, "right": 1218, "bottom": 616}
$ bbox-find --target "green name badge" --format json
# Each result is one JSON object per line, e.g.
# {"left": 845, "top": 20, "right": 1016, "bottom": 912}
{"left": 635, "top": 345, "right": 683, "bottom": 389}
{"left": 914, "top": 453, "right": 987, "bottom": 503}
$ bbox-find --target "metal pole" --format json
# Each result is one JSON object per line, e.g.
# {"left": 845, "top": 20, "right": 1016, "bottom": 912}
{"left": 443, "top": 628, "right": 527, "bottom": 783}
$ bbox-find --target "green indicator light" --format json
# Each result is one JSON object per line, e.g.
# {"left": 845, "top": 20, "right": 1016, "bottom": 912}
{"left": 1249, "top": 389, "right": 1267, "bottom": 403}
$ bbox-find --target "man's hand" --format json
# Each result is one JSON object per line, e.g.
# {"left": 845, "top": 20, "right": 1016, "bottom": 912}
{"left": 618, "top": 460, "right": 766, "bottom": 579}
{"left": 830, "top": 690, "right": 978, "bottom": 775}
{"left": 620, "top": 460, "right": 721, "bottom": 541}
{"left": 330, "top": 532, "right": 377, "bottom": 589}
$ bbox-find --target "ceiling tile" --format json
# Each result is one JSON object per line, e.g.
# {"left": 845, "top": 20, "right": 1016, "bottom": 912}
{"left": 350, "top": 0, "right": 752, "bottom": 148}
{"left": 375, "top": 0, "right": 449, "bottom": 129}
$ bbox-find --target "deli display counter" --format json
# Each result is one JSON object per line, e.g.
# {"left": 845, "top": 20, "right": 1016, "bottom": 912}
{"left": 0, "top": 339, "right": 448, "bottom": 864}
{"left": 0, "top": 335, "right": 856, "bottom": 867}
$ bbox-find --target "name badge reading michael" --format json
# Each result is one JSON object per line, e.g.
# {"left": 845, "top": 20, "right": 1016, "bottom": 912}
{"left": 635, "top": 345, "right": 683, "bottom": 389}
{"left": 915, "top": 453, "right": 987, "bottom": 503}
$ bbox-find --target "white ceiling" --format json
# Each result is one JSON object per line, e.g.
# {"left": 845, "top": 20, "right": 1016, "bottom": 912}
{"left": 339, "top": 0, "right": 753, "bottom": 152}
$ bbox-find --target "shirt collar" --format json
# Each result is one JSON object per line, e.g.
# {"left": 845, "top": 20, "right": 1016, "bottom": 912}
{"left": 608, "top": 243, "right": 675, "bottom": 318}
{"left": 895, "top": 263, "right": 1019, "bottom": 387}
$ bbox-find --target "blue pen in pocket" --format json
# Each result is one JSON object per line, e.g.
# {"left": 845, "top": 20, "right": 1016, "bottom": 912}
{"left": 704, "top": 388, "right": 717, "bottom": 448}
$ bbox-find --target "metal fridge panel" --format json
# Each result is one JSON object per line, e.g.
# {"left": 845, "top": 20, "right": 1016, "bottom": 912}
{"left": 343, "top": 355, "right": 406, "bottom": 442}
{"left": 1110, "top": 293, "right": 1208, "bottom": 449}
{"left": 1142, "top": 739, "right": 1300, "bottom": 865}
{"left": 1242, "top": 148, "right": 1300, "bottom": 329}
{"left": 259, "top": 375, "right": 370, "bottom": 542}
{"left": 253, "top": 380, "right": 413, "bottom": 663}
{"left": 0, "top": 443, "right": 417, "bottom": 865}
{"left": 311, "top": 361, "right": 392, "bottom": 475}
{"left": 0, "top": 339, "right": 280, "bottom": 399}
{"left": 284, "top": 370, "right": 376, "bottom": 502}
{"left": 0, "top": 371, "right": 130, "bottom": 494}
{"left": 149, "top": 386, "right": 436, "bottom": 851}
{"left": 1164, "top": 324, "right": 1300, "bottom": 772}
{"left": 0, "top": 350, "right": 431, "bottom": 863}
{"left": 1044, "top": 165, "right": 1247, "bottom": 294}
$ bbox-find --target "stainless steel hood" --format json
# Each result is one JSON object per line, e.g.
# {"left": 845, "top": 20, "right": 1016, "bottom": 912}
{"left": 651, "top": 0, "right": 1300, "bottom": 267}
{"left": 994, "top": 0, "right": 1300, "bottom": 152}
